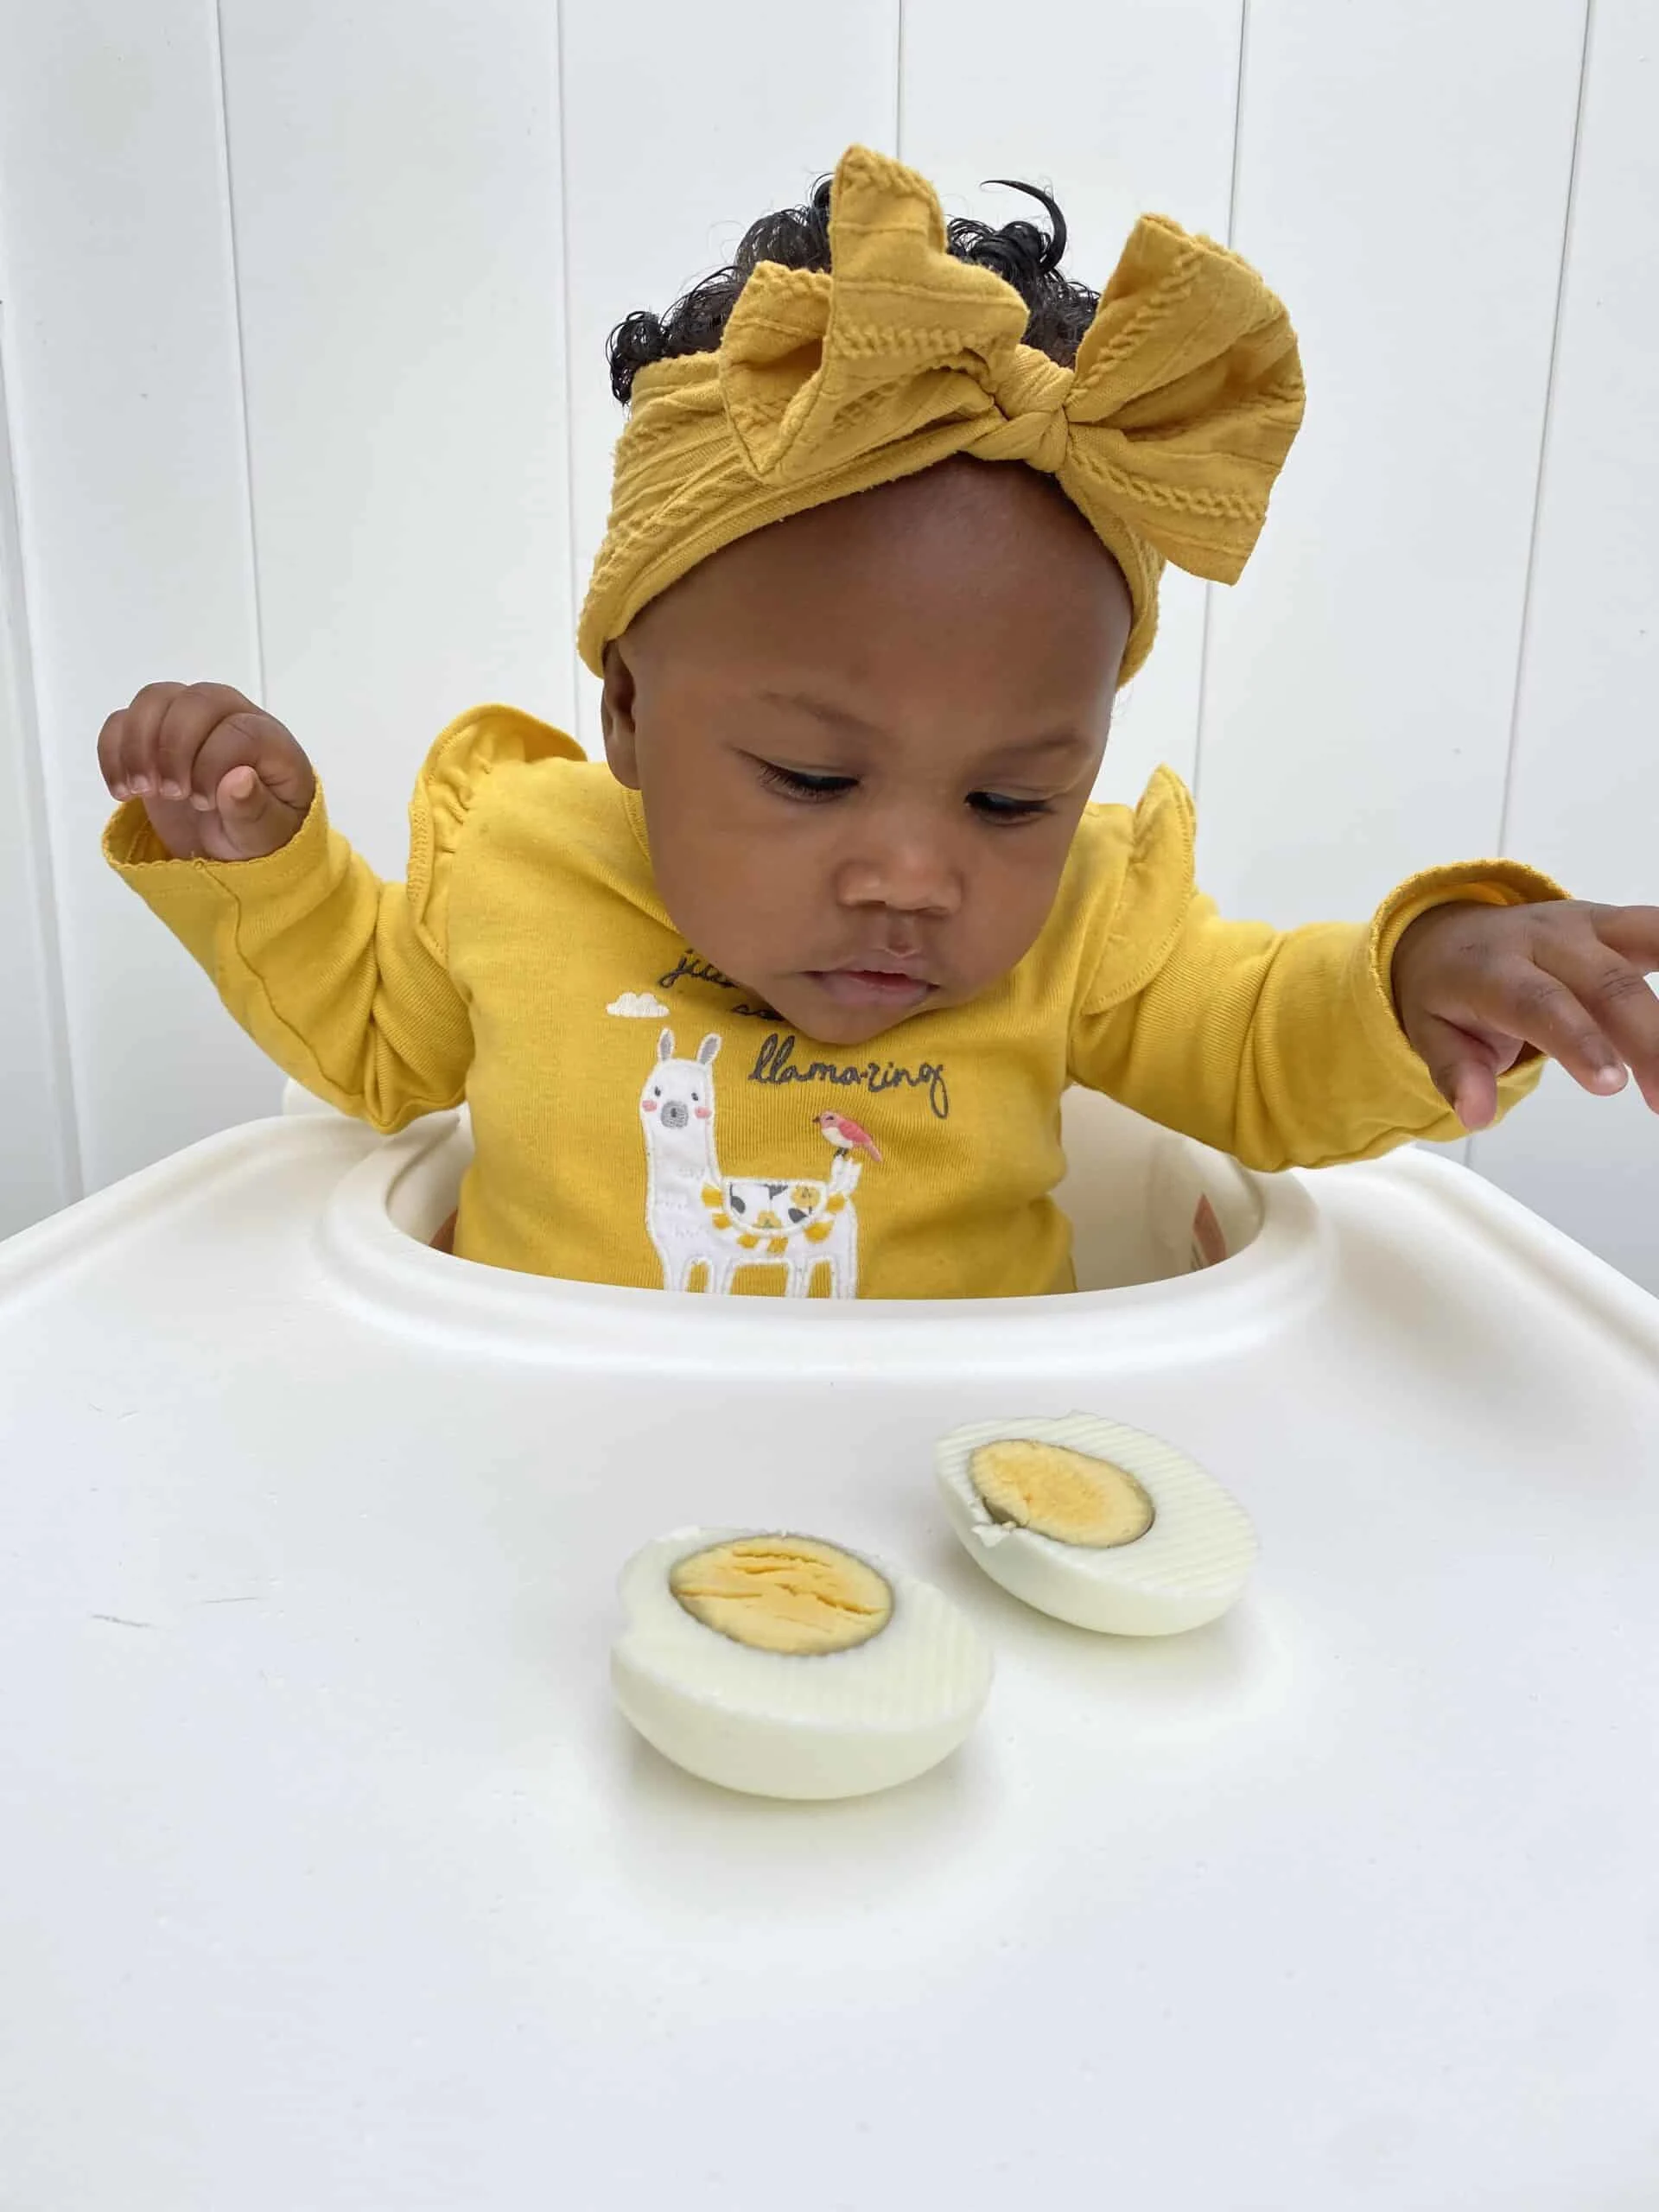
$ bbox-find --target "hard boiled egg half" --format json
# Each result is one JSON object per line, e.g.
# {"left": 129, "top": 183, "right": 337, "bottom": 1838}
{"left": 936, "top": 1413, "right": 1257, "bottom": 1636}
{"left": 611, "top": 1528, "right": 994, "bottom": 1800}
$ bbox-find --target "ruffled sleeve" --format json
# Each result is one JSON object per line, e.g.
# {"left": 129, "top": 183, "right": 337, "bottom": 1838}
{"left": 105, "top": 703, "right": 582, "bottom": 1131}
{"left": 1069, "top": 770, "right": 1564, "bottom": 1171}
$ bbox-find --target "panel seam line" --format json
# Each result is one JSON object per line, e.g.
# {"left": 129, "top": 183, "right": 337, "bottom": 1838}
{"left": 1190, "top": 0, "right": 1251, "bottom": 812}
{"left": 1496, "top": 0, "right": 1596, "bottom": 863}
{"left": 210, "top": 0, "right": 269, "bottom": 700}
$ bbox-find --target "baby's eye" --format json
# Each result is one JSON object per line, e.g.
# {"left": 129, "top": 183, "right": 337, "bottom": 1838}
{"left": 969, "top": 791, "right": 1055, "bottom": 823}
{"left": 755, "top": 760, "right": 857, "bottom": 804}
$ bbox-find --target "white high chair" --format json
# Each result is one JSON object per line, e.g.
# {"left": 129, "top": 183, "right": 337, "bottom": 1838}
{"left": 2, "top": 1084, "right": 1655, "bottom": 2207}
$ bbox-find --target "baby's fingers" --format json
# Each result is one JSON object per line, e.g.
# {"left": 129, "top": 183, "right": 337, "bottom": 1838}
{"left": 153, "top": 683, "right": 260, "bottom": 801}
{"left": 101, "top": 680, "right": 188, "bottom": 798}
{"left": 187, "top": 711, "right": 312, "bottom": 817}
{"left": 1477, "top": 957, "right": 1629, "bottom": 1101}
{"left": 1580, "top": 902, "right": 1659, "bottom": 976}
{"left": 1412, "top": 1009, "right": 1504, "bottom": 1131}
{"left": 97, "top": 709, "right": 133, "bottom": 798}
{"left": 1536, "top": 932, "right": 1659, "bottom": 1109}
{"left": 213, "top": 766, "right": 301, "bottom": 860}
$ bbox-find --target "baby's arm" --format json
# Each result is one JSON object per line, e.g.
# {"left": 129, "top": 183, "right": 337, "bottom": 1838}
{"left": 99, "top": 682, "right": 473, "bottom": 1132}
{"left": 1071, "top": 881, "right": 1555, "bottom": 1173}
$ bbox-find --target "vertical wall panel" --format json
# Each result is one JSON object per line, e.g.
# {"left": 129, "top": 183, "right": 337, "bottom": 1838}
{"left": 219, "top": 0, "right": 573, "bottom": 880}
{"left": 0, "top": 0, "right": 277, "bottom": 1193}
{"left": 900, "top": 0, "right": 1245, "bottom": 805}
{"left": 558, "top": 0, "right": 901, "bottom": 751}
{"left": 0, "top": 337, "right": 78, "bottom": 1236}
{"left": 1471, "top": 0, "right": 1659, "bottom": 1294}
{"left": 1198, "top": 0, "right": 1588, "bottom": 923}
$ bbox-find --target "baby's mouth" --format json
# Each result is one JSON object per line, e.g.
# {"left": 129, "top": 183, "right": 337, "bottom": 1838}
{"left": 807, "top": 963, "right": 937, "bottom": 1011}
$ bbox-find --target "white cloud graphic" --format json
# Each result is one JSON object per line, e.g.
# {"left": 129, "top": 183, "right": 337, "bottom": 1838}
{"left": 607, "top": 991, "right": 671, "bottom": 1019}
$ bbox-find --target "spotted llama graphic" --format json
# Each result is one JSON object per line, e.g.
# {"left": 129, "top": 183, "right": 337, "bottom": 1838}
{"left": 639, "top": 1030, "right": 865, "bottom": 1297}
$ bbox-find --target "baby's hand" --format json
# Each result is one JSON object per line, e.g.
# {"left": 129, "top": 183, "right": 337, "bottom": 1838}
{"left": 1393, "top": 899, "right": 1659, "bottom": 1131}
{"left": 98, "top": 681, "right": 316, "bottom": 861}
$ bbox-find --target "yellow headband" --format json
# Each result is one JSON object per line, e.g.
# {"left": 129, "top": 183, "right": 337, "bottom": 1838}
{"left": 578, "top": 144, "right": 1305, "bottom": 685}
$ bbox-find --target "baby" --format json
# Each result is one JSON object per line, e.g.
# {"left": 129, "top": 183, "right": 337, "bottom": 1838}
{"left": 99, "top": 147, "right": 1658, "bottom": 1300}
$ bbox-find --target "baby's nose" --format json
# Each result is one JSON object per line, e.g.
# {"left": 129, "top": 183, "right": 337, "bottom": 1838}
{"left": 834, "top": 829, "right": 962, "bottom": 918}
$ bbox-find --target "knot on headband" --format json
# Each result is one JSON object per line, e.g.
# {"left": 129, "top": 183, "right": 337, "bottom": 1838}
{"left": 579, "top": 145, "right": 1306, "bottom": 684}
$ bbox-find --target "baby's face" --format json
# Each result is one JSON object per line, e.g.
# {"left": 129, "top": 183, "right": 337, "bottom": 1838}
{"left": 601, "top": 458, "right": 1133, "bottom": 1046}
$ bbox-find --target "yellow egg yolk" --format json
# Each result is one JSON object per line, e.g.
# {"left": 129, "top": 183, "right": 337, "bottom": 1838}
{"left": 669, "top": 1535, "right": 894, "bottom": 1654}
{"left": 969, "top": 1439, "right": 1156, "bottom": 1548}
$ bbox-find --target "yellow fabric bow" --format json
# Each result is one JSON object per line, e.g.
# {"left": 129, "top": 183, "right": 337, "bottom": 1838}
{"left": 577, "top": 144, "right": 1305, "bottom": 684}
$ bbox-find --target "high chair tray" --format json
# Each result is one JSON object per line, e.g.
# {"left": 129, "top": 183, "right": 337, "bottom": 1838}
{"left": 1, "top": 1103, "right": 1655, "bottom": 2210}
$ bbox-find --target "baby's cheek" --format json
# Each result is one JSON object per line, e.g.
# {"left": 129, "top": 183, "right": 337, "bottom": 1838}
{"left": 968, "top": 887, "right": 1055, "bottom": 982}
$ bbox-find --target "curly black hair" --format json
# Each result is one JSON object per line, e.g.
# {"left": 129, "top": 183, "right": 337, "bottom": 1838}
{"left": 607, "top": 174, "right": 1100, "bottom": 405}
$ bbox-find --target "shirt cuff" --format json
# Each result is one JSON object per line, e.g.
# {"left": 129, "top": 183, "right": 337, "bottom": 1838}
{"left": 103, "top": 783, "right": 333, "bottom": 893}
{"left": 1370, "top": 855, "right": 1570, "bottom": 1007}
{"left": 1359, "top": 856, "right": 1570, "bottom": 1107}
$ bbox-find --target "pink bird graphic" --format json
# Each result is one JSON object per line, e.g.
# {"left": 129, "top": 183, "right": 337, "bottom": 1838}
{"left": 816, "top": 1110, "right": 882, "bottom": 1164}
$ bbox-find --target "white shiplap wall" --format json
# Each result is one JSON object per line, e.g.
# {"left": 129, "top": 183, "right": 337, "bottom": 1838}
{"left": 0, "top": 335, "right": 79, "bottom": 1230}
{"left": 0, "top": 0, "right": 274, "bottom": 1195}
{"left": 1466, "top": 0, "right": 1659, "bottom": 1289}
{"left": 1198, "top": 0, "right": 1589, "bottom": 918}
{"left": 2, "top": 0, "right": 1656, "bottom": 1287}
{"left": 219, "top": 0, "right": 575, "bottom": 878}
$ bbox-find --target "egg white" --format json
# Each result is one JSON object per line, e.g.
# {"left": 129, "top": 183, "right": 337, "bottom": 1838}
{"left": 611, "top": 1526, "right": 994, "bottom": 1800}
{"left": 936, "top": 1414, "right": 1258, "bottom": 1636}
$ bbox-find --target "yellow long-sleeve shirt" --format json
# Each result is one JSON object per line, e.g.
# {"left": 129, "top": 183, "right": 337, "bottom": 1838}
{"left": 105, "top": 703, "right": 1557, "bottom": 1299}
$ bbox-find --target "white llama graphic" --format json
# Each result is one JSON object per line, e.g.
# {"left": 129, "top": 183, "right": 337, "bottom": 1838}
{"left": 639, "top": 1029, "right": 862, "bottom": 1297}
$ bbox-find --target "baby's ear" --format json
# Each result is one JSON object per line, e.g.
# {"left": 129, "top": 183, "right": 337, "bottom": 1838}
{"left": 600, "top": 639, "right": 641, "bottom": 786}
